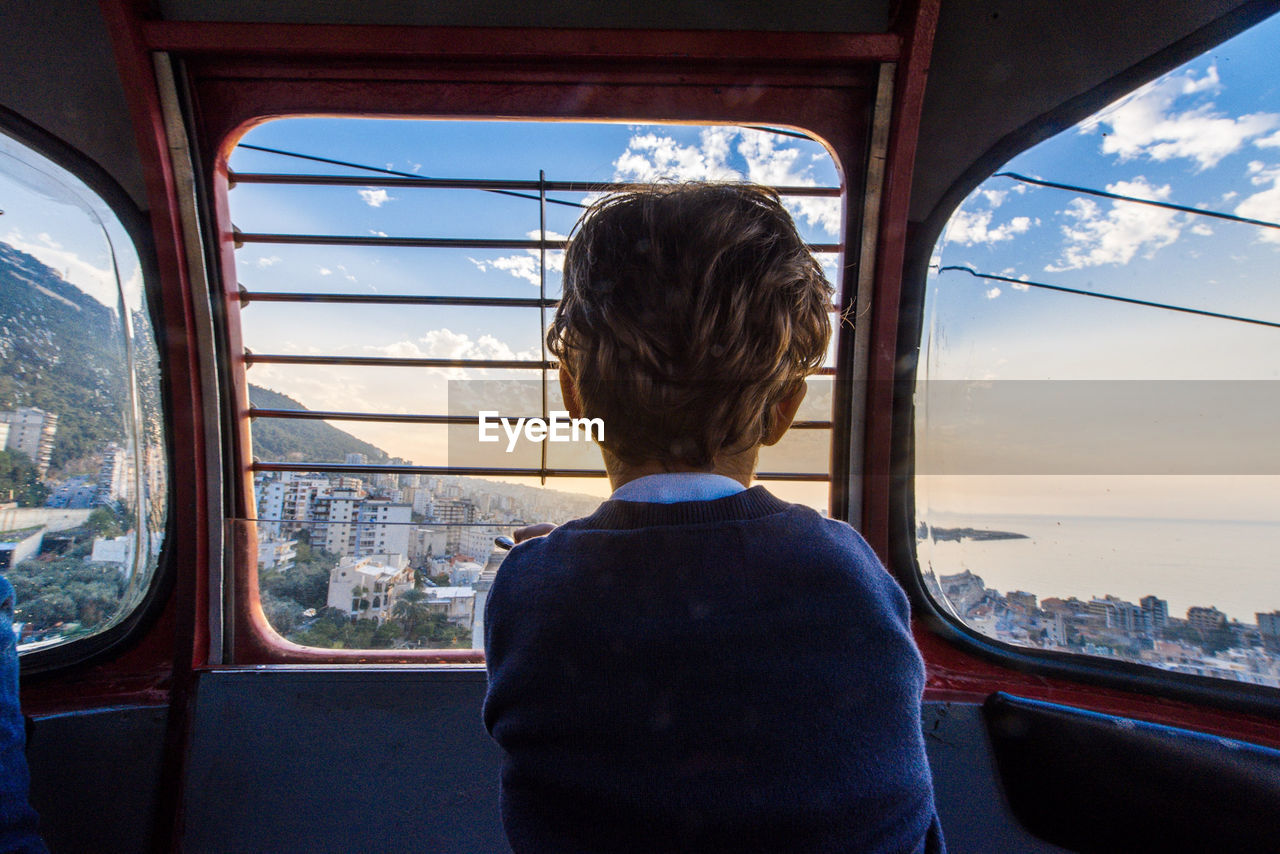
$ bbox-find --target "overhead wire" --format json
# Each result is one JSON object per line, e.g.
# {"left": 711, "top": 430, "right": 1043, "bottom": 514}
{"left": 994, "top": 171, "right": 1280, "bottom": 232}
{"left": 235, "top": 143, "right": 588, "bottom": 209}
{"left": 938, "top": 266, "right": 1280, "bottom": 330}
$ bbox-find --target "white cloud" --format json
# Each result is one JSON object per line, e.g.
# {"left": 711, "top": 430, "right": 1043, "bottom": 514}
{"left": 980, "top": 189, "right": 1008, "bottom": 208}
{"left": 1046, "top": 177, "right": 1181, "bottom": 270}
{"left": 358, "top": 188, "right": 394, "bottom": 208}
{"left": 469, "top": 230, "right": 567, "bottom": 286}
{"left": 736, "top": 130, "right": 841, "bottom": 234}
{"left": 985, "top": 287, "right": 1002, "bottom": 299}
{"left": 369, "top": 230, "right": 388, "bottom": 237}
{"left": 255, "top": 255, "right": 281, "bottom": 267}
{"left": 1190, "top": 223, "right": 1214, "bottom": 236}
{"left": 1080, "top": 66, "right": 1279, "bottom": 170}
{"left": 1235, "top": 163, "right": 1280, "bottom": 244}
{"left": 364, "top": 328, "right": 541, "bottom": 379}
{"left": 611, "top": 127, "right": 841, "bottom": 235}
{"left": 944, "top": 210, "right": 1034, "bottom": 245}
{"left": 318, "top": 267, "right": 333, "bottom": 276}
{"left": 612, "top": 128, "right": 741, "bottom": 184}
{"left": 1256, "top": 129, "right": 1280, "bottom": 149}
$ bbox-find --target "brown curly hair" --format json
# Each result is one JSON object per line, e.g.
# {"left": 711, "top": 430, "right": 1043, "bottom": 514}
{"left": 548, "top": 183, "right": 833, "bottom": 469}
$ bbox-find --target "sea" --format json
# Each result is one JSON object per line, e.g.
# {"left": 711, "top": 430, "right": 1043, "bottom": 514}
{"left": 917, "top": 513, "right": 1280, "bottom": 624}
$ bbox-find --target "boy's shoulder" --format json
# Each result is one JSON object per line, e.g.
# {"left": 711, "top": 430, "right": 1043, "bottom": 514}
{"left": 493, "top": 492, "right": 901, "bottom": 605}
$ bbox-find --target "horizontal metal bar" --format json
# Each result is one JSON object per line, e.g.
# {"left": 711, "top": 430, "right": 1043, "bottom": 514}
{"left": 244, "top": 517, "right": 515, "bottom": 528}
{"left": 241, "top": 291, "right": 556, "bottom": 308}
{"left": 230, "top": 171, "right": 844, "bottom": 197}
{"left": 249, "top": 407, "right": 830, "bottom": 430}
{"left": 236, "top": 232, "right": 842, "bottom": 253}
{"left": 246, "top": 354, "right": 833, "bottom": 374}
{"left": 250, "top": 409, "right": 488, "bottom": 425}
{"left": 240, "top": 290, "right": 839, "bottom": 313}
{"left": 250, "top": 461, "right": 830, "bottom": 481}
{"left": 244, "top": 354, "right": 551, "bottom": 369}
{"left": 237, "top": 233, "right": 566, "bottom": 250}
{"left": 252, "top": 462, "right": 606, "bottom": 478}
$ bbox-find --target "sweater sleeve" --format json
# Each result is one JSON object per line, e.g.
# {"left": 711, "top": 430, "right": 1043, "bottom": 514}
{"left": 0, "top": 577, "right": 47, "bottom": 854}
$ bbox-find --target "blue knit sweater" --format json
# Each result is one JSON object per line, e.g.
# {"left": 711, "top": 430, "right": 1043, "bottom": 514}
{"left": 483, "top": 487, "right": 943, "bottom": 853}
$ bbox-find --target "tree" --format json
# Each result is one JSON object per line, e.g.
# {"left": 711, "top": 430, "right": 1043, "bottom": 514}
{"left": 260, "top": 589, "right": 304, "bottom": 634}
{"left": 0, "top": 449, "right": 48, "bottom": 507}
{"left": 86, "top": 506, "right": 123, "bottom": 538}
{"left": 392, "top": 588, "right": 433, "bottom": 641}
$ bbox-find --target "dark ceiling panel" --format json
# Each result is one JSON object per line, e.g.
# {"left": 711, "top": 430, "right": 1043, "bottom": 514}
{"left": 0, "top": 0, "right": 145, "bottom": 209}
{"left": 157, "top": 0, "right": 894, "bottom": 33}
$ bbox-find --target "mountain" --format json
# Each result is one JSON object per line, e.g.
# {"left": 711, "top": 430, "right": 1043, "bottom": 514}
{"left": 0, "top": 242, "right": 130, "bottom": 471}
{"left": 248, "top": 384, "right": 389, "bottom": 463}
{"left": 0, "top": 240, "right": 388, "bottom": 473}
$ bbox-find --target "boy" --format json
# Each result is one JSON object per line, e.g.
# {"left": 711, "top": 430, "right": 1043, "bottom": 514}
{"left": 483, "top": 184, "right": 944, "bottom": 853}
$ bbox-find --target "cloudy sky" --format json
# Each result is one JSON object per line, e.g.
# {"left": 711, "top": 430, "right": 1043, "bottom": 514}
{"left": 229, "top": 121, "right": 843, "bottom": 507}
{"left": 918, "top": 13, "right": 1280, "bottom": 522}
{"left": 0, "top": 134, "right": 144, "bottom": 315}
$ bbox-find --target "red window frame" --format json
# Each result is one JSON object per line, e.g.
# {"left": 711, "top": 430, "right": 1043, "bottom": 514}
{"left": 160, "top": 22, "right": 901, "bottom": 665}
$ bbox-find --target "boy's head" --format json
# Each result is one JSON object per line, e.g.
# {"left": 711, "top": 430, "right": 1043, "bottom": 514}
{"left": 549, "top": 182, "right": 833, "bottom": 470}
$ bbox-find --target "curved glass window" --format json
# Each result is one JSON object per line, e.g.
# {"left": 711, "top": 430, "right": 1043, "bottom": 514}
{"left": 917, "top": 15, "right": 1280, "bottom": 688}
{"left": 0, "top": 131, "right": 168, "bottom": 654}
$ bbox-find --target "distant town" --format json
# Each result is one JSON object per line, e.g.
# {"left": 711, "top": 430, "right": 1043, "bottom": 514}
{"left": 923, "top": 527, "right": 1280, "bottom": 689}
{"left": 4, "top": 395, "right": 1279, "bottom": 691}
{"left": 251, "top": 458, "right": 600, "bottom": 650}
{"left": 0, "top": 405, "right": 166, "bottom": 650}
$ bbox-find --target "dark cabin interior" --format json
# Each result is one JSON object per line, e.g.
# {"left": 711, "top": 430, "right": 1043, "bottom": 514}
{"left": 0, "top": 1, "right": 1277, "bottom": 851}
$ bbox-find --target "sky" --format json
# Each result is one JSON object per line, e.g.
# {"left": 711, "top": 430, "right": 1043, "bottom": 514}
{"left": 228, "top": 121, "right": 844, "bottom": 507}
{"left": 918, "top": 12, "right": 1280, "bottom": 523}
{"left": 0, "top": 135, "right": 144, "bottom": 315}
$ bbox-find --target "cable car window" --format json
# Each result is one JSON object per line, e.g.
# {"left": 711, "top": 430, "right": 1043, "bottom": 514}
{"left": 228, "top": 119, "right": 844, "bottom": 652}
{"left": 916, "top": 15, "right": 1280, "bottom": 689}
{"left": 0, "top": 131, "right": 168, "bottom": 655}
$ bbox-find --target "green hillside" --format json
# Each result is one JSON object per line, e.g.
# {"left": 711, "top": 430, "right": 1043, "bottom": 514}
{"left": 0, "top": 240, "right": 387, "bottom": 474}
{"left": 248, "top": 384, "right": 389, "bottom": 463}
{"left": 0, "top": 242, "right": 129, "bottom": 471}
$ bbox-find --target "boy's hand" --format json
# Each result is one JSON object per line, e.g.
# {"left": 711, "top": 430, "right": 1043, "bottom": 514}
{"left": 513, "top": 523, "right": 556, "bottom": 543}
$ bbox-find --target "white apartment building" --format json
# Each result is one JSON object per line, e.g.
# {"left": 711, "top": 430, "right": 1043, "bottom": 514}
{"left": 449, "top": 562, "right": 483, "bottom": 586}
{"left": 254, "top": 472, "right": 331, "bottom": 539}
{"left": 352, "top": 500, "right": 411, "bottom": 558}
{"left": 90, "top": 533, "right": 134, "bottom": 570}
{"left": 424, "top": 587, "right": 475, "bottom": 626}
{"left": 326, "top": 553, "right": 413, "bottom": 622}
{"left": 96, "top": 442, "right": 132, "bottom": 505}
{"left": 0, "top": 408, "right": 58, "bottom": 476}
{"left": 458, "top": 525, "right": 504, "bottom": 562}
{"left": 257, "top": 538, "right": 297, "bottom": 573}
{"left": 408, "top": 526, "right": 448, "bottom": 561}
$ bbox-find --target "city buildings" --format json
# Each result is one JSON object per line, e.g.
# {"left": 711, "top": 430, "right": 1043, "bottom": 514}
{"left": 0, "top": 407, "right": 58, "bottom": 476}
{"left": 927, "top": 567, "right": 1280, "bottom": 688}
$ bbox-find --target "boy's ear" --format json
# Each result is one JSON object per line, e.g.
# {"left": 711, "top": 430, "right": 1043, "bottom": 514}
{"left": 558, "top": 365, "right": 583, "bottom": 420}
{"left": 762, "top": 384, "right": 806, "bottom": 446}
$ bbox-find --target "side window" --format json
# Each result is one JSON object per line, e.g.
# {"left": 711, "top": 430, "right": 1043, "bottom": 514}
{"left": 916, "top": 15, "right": 1280, "bottom": 689}
{"left": 227, "top": 119, "right": 844, "bottom": 653}
{"left": 0, "top": 130, "right": 168, "bottom": 655}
